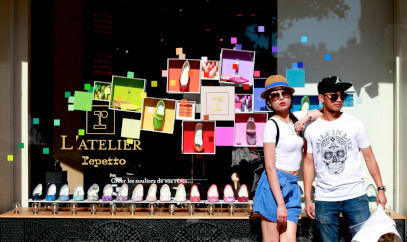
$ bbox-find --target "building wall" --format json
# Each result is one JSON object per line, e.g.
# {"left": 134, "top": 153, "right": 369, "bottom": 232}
{"left": 0, "top": 0, "right": 15, "bottom": 213}
{"left": 278, "top": 0, "right": 396, "bottom": 207}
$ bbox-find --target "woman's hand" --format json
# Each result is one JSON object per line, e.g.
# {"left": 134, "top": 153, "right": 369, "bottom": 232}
{"left": 295, "top": 118, "right": 307, "bottom": 134}
{"left": 277, "top": 203, "right": 288, "bottom": 225}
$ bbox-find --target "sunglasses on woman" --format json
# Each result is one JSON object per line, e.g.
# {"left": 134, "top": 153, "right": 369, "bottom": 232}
{"left": 268, "top": 90, "right": 291, "bottom": 101}
{"left": 323, "top": 92, "right": 348, "bottom": 101}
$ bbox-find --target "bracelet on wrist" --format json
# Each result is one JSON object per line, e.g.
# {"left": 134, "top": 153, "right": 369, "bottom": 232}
{"left": 304, "top": 200, "right": 313, "bottom": 204}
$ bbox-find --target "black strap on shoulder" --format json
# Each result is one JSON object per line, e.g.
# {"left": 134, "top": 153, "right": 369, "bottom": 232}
{"left": 269, "top": 118, "right": 279, "bottom": 146}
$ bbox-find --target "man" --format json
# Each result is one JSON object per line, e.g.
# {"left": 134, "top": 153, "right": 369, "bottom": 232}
{"left": 303, "top": 76, "right": 387, "bottom": 241}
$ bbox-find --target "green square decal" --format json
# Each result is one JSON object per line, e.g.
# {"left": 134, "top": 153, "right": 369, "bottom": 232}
{"left": 18, "top": 143, "right": 24, "bottom": 149}
{"left": 84, "top": 84, "right": 91, "bottom": 90}
{"left": 78, "top": 129, "right": 85, "bottom": 136}
{"left": 54, "top": 119, "right": 60, "bottom": 126}
{"left": 73, "top": 91, "right": 93, "bottom": 111}
{"left": 65, "top": 91, "right": 71, "bottom": 98}
{"left": 43, "top": 148, "right": 49, "bottom": 154}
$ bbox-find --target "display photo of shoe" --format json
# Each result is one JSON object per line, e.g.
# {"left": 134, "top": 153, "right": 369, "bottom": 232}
{"left": 246, "top": 117, "right": 257, "bottom": 145}
{"left": 190, "top": 184, "right": 201, "bottom": 202}
{"left": 220, "top": 73, "right": 249, "bottom": 84}
{"left": 237, "top": 184, "right": 249, "bottom": 202}
{"left": 207, "top": 184, "right": 219, "bottom": 202}
{"left": 32, "top": 183, "right": 43, "bottom": 200}
{"left": 180, "top": 60, "right": 190, "bottom": 92}
{"left": 223, "top": 184, "right": 235, "bottom": 202}
{"left": 146, "top": 183, "right": 157, "bottom": 202}
{"left": 132, "top": 184, "right": 144, "bottom": 202}
{"left": 175, "top": 184, "right": 186, "bottom": 202}
{"left": 160, "top": 184, "right": 171, "bottom": 202}
{"left": 58, "top": 184, "right": 70, "bottom": 201}
{"left": 73, "top": 184, "right": 85, "bottom": 201}
{"left": 109, "top": 76, "right": 146, "bottom": 113}
{"left": 46, "top": 183, "right": 57, "bottom": 201}
{"left": 117, "top": 183, "right": 129, "bottom": 201}
{"left": 87, "top": 183, "right": 100, "bottom": 201}
{"left": 194, "top": 122, "right": 204, "bottom": 152}
{"left": 201, "top": 61, "right": 219, "bottom": 79}
{"left": 300, "top": 95, "right": 310, "bottom": 111}
{"left": 153, "top": 100, "right": 165, "bottom": 130}
{"left": 102, "top": 184, "right": 113, "bottom": 201}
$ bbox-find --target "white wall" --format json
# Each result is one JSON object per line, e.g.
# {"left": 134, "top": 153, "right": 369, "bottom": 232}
{"left": 395, "top": 0, "right": 407, "bottom": 237}
{"left": 278, "top": 0, "right": 396, "bottom": 207}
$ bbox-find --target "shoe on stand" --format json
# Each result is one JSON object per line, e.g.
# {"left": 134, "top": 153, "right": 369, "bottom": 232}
{"left": 87, "top": 183, "right": 100, "bottom": 201}
{"left": 132, "top": 184, "right": 144, "bottom": 202}
{"left": 175, "top": 184, "right": 186, "bottom": 202}
{"left": 190, "top": 184, "right": 201, "bottom": 202}
{"left": 146, "top": 184, "right": 158, "bottom": 202}
{"left": 160, "top": 184, "right": 171, "bottom": 202}
{"left": 46, "top": 184, "right": 57, "bottom": 201}
{"left": 102, "top": 184, "right": 113, "bottom": 201}
{"left": 73, "top": 184, "right": 85, "bottom": 201}
{"left": 58, "top": 184, "right": 70, "bottom": 201}
{"left": 32, "top": 183, "right": 43, "bottom": 200}
{"left": 223, "top": 184, "right": 235, "bottom": 202}
{"left": 207, "top": 184, "right": 219, "bottom": 202}
{"left": 117, "top": 183, "right": 129, "bottom": 201}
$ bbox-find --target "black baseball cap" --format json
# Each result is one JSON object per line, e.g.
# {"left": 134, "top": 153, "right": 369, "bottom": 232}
{"left": 317, "top": 76, "right": 352, "bottom": 94}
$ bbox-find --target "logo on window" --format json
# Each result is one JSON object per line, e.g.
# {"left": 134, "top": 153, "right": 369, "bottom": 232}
{"left": 86, "top": 105, "right": 115, "bottom": 135}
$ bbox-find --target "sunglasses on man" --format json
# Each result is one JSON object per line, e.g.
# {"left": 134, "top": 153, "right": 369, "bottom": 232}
{"left": 268, "top": 90, "right": 291, "bottom": 101}
{"left": 323, "top": 92, "right": 348, "bottom": 101}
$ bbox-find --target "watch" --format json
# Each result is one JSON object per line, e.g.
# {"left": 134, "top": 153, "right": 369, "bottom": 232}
{"left": 306, "top": 113, "right": 312, "bottom": 122}
{"left": 377, "top": 186, "right": 386, "bottom": 191}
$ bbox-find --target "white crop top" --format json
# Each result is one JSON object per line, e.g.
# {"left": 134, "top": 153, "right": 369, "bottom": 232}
{"left": 262, "top": 111, "right": 306, "bottom": 171}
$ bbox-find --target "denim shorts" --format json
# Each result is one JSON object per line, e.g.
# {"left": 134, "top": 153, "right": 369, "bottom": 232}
{"left": 253, "top": 169, "right": 301, "bottom": 223}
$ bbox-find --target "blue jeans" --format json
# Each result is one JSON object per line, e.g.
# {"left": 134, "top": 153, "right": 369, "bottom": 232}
{"left": 315, "top": 195, "right": 370, "bottom": 242}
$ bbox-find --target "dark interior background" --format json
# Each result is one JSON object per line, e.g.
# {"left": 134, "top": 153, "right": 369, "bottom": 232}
{"left": 30, "top": 0, "right": 277, "bottom": 198}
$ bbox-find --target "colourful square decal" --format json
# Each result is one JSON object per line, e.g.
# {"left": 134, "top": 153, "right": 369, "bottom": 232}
{"left": 43, "top": 148, "right": 49, "bottom": 155}
{"left": 254, "top": 71, "right": 260, "bottom": 77}
{"left": 298, "top": 62, "right": 303, "bottom": 68}
{"left": 233, "top": 64, "right": 238, "bottom": 70}
{"left": 235, "top": 44, "right": 242, "bottom": 50}
{"left": 258, "top": 26, "right": 265, "bottom": 32}
{"left": 33, "top": 118, "right": 39, "bottom": 124}
{"left": 286, "top": 69, "right": 305, "bottom": 87}
{"left": 84, "top": 84, "right": 91, "bottom": 90}
{"left": 54, "top": 119, "right": 60, "bottom": 126}
{"left": 73, "top": 91, "right": 93, "bottom": 112}
{"left": 7, "top": 155, "right": 13, "bottom": 161}
{"left": 18, "top": 143, "right": 24, "bottom": 149}
{"left": 325, "top": 54, "right": 331, "bottom": 60}
{"left": 272, "top": 46, "right": 278, "bottom": 53}
{"left": 65, "top": 92, "right": 71, "bottom": 98}
{"left": 127, "top": 71, "right": 134, "bottom": 78}
{"left": 231, "top": 37, "right": 237, "bottom": 44}
{"left": 301, "top": 36, "right": 308, "bottom": 43}
{"left": 78, "top": 129, "right": 85, "bottom": 136}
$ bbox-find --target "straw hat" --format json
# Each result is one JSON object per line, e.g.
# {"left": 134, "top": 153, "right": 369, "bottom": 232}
{"left": 260, "top": 75, "right": 295, "bottom": 99}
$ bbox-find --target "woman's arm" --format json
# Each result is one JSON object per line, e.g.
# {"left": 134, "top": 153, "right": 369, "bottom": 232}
{"left": 295, "top": 109, "right": 323, "bottom": 133}
{"left": 263, "top": 142, "right": 287, "bottom": 225}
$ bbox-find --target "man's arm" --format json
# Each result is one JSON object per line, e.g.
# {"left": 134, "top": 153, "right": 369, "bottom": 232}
{"left": 361, "top": 146, "right": 387, "bottom": 207}
{"left": 303, "top": 152, "right": 315, "bottom": 219}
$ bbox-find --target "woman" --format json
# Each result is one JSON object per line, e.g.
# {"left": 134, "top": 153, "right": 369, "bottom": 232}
{"left": 253, "top": 75, "right": 321, "bottom": 241}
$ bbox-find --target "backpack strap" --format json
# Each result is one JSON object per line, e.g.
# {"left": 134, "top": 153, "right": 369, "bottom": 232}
{"left": 269, "top": 118, "right": 279, "bottom": 146}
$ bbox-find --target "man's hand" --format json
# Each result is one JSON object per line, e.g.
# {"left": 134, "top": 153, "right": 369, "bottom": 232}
{"left": 377, "top": 190, "right": 387, "bottom": 208}
{"left": 305, "top": 202, "right": 315, "bottom": 219}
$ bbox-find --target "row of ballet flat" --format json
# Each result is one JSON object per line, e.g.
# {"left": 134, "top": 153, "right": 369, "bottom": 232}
{"left": 31, "top": 183, "right": 250, "bottom": 203}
